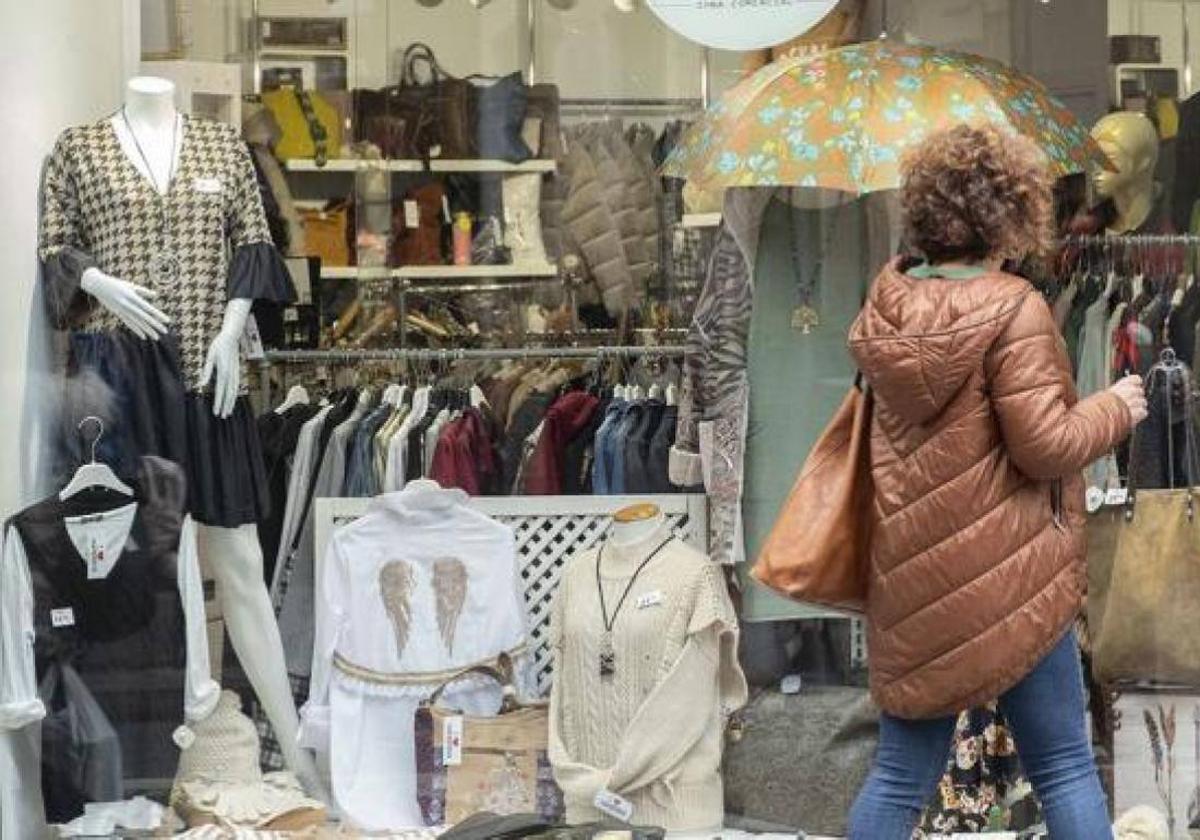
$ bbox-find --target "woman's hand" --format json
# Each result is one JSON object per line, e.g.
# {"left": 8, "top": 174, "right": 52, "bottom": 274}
{"left": 1110, "top": 375, "right": 1148, "bottom": 425}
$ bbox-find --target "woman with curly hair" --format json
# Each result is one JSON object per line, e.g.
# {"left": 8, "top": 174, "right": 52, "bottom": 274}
{"left": 845, "top": 124, "right": 1147, "bottom": 838}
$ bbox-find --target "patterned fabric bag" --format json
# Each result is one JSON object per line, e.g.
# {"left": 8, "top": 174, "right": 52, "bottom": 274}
{"left": 414, "top": 660, "right": 563, "bottom": 827}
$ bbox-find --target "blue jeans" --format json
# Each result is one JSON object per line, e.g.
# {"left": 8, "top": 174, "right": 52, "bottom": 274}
{"left": 849, "top": 632, "right": 1111, "bottom": 839}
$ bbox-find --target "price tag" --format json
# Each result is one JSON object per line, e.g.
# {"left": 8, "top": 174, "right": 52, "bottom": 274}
{"left": 241, "top": 314, "right": 266, "bottom": 361}
{"left": 442, "top": 715, "right": 463, "bottom": 766}
{"left": 1104, "top": 487, "right": 1129, "bottom": 507}
{"left": 636, "top": 590, "right": 664, "bottom": 610}
{"left": 51, "top": 607, "right": 75, "bottom": 628}
{"left": 593, "top": 789, "right": 634, "bottom": 823}
{"left": 404, "top": 200, "right": 420, "bottom": 230}
{"left": 442, "top": 195, "right": 452, "bottom": 225}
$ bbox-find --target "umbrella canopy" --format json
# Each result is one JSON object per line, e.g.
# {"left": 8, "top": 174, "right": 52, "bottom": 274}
{"left": 662, "top": 40, "right": 1110, "bottom": 194}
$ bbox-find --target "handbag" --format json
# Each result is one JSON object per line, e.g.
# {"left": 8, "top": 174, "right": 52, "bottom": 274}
{"left": 1091, "top": 349, "right": 1200, "bottom": 683}
{"left": 751, "top": 376, "right": 873, "bottom": 613}
{"left": 261, "top": 88, "right": 343, "bottom": 165}
{"left": 298, "top": 201, "right": 353, "bottom": 267}
{"left": 392, "top": 182, "right": 447, "bottom": 266}
{"left": 413, "top": 658, "right": 563, "bottom": 827}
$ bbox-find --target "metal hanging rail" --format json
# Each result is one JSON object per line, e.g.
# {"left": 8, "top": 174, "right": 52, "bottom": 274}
{"left": 262, "top": 345, "right": 685, "bottom": 365}
{"left": 1063, "top": 234, "right": 1200, "bottom": 247}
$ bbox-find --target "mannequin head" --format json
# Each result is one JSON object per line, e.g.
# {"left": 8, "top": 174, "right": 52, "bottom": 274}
{"left": 1090, "top": 111, "right": 1158, "bottom": 201}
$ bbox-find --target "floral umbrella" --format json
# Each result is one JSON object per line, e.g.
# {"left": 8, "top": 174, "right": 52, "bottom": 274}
{"left": 662, "top": 40, "right": 1111, "bottom": 194}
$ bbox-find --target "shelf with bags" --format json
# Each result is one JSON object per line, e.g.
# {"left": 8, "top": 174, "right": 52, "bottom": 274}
{"left": 284, "top": 158, "right": 557, "bottom": 174}
{"left": 319, "top": 263, "right": 559, "bottom": 280}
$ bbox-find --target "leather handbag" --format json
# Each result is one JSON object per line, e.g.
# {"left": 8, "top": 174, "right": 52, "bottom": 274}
{"left": 1090, "top": 350, "right": 1200, "bottom": 684}
{"left": 392, "top": 182, "right": 447, "bottom": 266}
{"left": 351, "top": 44, "right": 473, "bottom": 160}
{"left": 751, "top": 377, "right": 873, "bottom": 613}
{"left": 261, "top": 88, "right": 343, "bottom": 164}
{"left": 413, "top": 658, "right": 563, "bottom": 827}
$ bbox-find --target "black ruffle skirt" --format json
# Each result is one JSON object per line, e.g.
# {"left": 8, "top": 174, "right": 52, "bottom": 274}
{"left": 59, "top": 330, "right": 270, "bottom": 528}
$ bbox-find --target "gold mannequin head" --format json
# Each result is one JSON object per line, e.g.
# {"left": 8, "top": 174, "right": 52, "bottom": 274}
{"left": 1090, "top": 111, "right": 1159, "bottom": 232}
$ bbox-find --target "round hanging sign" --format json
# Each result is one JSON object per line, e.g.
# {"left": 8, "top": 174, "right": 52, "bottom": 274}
{"left": 646, "top": 0, "right": 839, "bottom": 51}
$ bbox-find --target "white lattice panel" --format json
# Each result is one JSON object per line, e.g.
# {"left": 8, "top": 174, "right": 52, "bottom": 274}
{"left": 315, "top": 495, "right": 708, "bottom": 695}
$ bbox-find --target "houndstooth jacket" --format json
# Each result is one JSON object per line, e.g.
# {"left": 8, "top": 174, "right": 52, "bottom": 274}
{"left": 38, "top": 115, "right": 293, "bottom": 390}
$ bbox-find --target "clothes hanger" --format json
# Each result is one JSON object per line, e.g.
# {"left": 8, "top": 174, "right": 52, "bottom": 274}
{"left": 275, "top": 384, "right": 310, "bottom": 414}
{"left": 60, "top": 417, "right": 134, "bottom": 500}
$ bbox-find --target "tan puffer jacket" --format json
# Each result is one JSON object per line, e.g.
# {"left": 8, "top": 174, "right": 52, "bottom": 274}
{"left": 848, "top": 260, "right": 1132, "bottom": 719}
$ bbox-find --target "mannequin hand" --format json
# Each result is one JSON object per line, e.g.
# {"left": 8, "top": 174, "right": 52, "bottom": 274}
{"left": 200, "top": 299, "right": 251, "bottom": 419}
{"left": 1110, "top": 375, "right": 1149, "bottom": 425}
{"left": 80, "top": 267, "right": 170, "bottom": 340}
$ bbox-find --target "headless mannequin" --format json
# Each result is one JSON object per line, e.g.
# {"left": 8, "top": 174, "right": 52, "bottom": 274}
{"left": 1091, "top": 111, "right": 1161, "bottom": 234}
{"left": 78, "top": 77, "right": 321, "bottom": 794}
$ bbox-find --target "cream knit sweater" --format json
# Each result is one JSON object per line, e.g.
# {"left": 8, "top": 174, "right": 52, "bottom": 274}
{"left": 548, "top": 522, "right": 748, "bottom": 832}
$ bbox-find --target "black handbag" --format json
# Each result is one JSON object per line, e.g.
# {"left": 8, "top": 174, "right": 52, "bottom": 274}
{"left": 352, "top": 43, "right": 475, "bottom": 159}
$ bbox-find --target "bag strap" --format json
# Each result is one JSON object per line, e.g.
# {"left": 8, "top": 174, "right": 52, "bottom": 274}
{"left": 426, "top": 652, "right": 521, "bottom": 713}
{"left": 1125, "top": 348, "right": 1197, "bottom": 520}
{"left": 292, "top": 89, "right": 329, "bottom": 168}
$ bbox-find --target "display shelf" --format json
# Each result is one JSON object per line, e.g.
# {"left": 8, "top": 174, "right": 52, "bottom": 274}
{"left": 285, "top": 158, "right": 555, "bottom": 174}
{"left": 318, "top": 263, "right": 559, "bottom": 280}
{"left": 681, "top": 212, "right": 722, "bottom": 229}
{"left": 285, "top": 158, "right": 423, "bottom": 173}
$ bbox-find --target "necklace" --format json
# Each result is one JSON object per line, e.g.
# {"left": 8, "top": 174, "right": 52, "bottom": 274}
{"left": 788, "top": 201, "right": 842, "bottom": 334}
{"left": 121, "top": 107, "right": 181, "bottom": 283}
{"left": 595, "top": 535, "right": 673, "bottom": 678}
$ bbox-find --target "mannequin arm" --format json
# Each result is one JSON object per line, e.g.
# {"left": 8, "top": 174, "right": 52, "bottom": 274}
{"left": 200, "top": 299, "right": 251, "bottom": 419}
{"left": 80, "top": 268, "right": 171, "bottom": 341}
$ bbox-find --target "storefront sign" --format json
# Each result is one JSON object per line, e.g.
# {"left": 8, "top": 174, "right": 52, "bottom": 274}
{"left": 646, "top": 0, "right": 838, "bottom": 51}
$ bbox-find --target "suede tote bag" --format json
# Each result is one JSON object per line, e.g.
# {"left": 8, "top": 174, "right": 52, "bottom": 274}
{"left": 1092, "top": 350, "right": 1200, "bottom": 684}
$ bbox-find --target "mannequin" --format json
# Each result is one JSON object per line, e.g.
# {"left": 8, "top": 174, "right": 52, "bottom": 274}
{"left": 1090, "top": 111, "right": 1161, "bottom": 234}
{"left": 42, "top": 77, "right": 320, "bottom": 793}
{"left": 548, "top": 501, "right": 747, "bottom": 833}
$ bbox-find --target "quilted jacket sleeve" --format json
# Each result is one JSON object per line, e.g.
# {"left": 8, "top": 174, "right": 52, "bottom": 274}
{"left": 985, "top": 292, "right": 1133, "bottom": 481}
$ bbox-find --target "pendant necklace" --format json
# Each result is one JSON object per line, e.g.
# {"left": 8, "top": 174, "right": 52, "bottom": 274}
{"left": 595, "top": 535, "right": 674, "bottom": 678}
{"left": 788, "top": 201, "right": 841, "bottom": 334}
{"left": 121, "top": 107, "right": 180, "bottom": 284}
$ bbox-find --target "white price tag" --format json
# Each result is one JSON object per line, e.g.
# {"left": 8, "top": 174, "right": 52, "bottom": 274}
{"left": 1104, "top": 487, "right": 1129, "bottom": 507}
{"left": 193, "top": 177, "right": 223, "bottom": 194}
{"left": 51, "top": 607, "right": 75, "bottom": 628}
{"left": 593, "top": 789, "right": 634, "bottom": 823}
{"left": 442, "top": 195, "right": 452, "bottom": 225}
{"left": 635, "top": 590, "right": 664, "bottom": 610}
{"left": 442, "top": 715, "right": 463, "bottom": 766}
{"left": 404, "top": 200, "right": 420, "bottom": 230}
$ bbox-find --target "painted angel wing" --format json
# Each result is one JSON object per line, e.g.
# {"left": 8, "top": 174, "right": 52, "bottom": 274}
{"left": 378, "top": 560, "right": 416, "bottom": 657}
{"left": 432, "top": 557, "right": 468, "bottom": 655}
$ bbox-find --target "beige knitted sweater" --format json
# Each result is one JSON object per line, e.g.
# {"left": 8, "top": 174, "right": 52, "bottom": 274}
{"left": 548, "top": 522, "right": 748, "bottom": 832}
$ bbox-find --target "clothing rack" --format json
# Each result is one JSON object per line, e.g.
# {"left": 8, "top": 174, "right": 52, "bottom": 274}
{"left": 1063, "top": 234, "right": 1200, "bottom": 248}
{"left": 257, "top": 344, "right": 686, "bottom": 405}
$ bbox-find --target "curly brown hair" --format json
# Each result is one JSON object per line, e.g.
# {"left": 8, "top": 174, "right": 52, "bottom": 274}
{"left": 900, "top": 124, "right": 1054, "bottom": 265}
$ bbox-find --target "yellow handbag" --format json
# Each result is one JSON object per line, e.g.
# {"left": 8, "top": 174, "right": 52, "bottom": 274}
{"left": 261, "top": 88, "right": 343, "bottom": 164}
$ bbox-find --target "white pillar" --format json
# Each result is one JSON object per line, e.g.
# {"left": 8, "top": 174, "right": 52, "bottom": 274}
{"left": 0, "top": 0, "right": 134, "bottom": 513}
